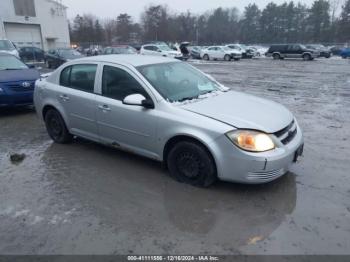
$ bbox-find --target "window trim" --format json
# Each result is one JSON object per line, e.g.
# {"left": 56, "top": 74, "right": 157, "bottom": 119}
{"left": 59, "top": 63, "right": 98, "bottom": 94}
{"left": 94, "top": 63, "right": 157, "bottom": 105}
{"left": 100, "top": 65, "right": 152, "bottom": 102}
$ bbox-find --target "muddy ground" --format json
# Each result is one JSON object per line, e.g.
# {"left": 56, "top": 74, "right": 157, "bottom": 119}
{"left": 0, "top": 57, "right": 349, "bottom": 255}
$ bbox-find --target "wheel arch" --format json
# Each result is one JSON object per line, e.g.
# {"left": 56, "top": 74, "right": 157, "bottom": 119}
{"left": 162, "top": 134, "right": 218, "bottom": 172}
{"left": 42, "top": 104, "right": 69, "bottom": 127}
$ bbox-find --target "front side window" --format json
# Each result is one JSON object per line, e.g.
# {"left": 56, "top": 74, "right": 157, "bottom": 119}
{"left": 102, "top": 66, "right": 149, "bottom": 101}
{"left": 59, "top": 64, "right": 97, "bottom": 93}
{"left": 137, "top": 62, "right": 221, "bottom": 102}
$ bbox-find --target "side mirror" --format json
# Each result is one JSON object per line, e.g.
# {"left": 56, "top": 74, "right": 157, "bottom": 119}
{"left": 27, "top": 64, "right": 35, "bottom": 69}
{"left": 123, "top": 94, "right": 154, "bottom": 109}
{"left": 157, "top": 50, "right": 162, "bottom": 53}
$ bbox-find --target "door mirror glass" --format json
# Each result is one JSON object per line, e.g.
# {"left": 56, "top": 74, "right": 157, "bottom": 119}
{"left": 123, "top": 94, "right": 146, "bottom": 105}
{"left": 123, "top": 94, "right": 154, "bottom": 109}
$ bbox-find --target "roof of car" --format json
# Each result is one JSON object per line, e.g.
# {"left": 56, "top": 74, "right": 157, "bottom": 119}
{"left": 75, "top": 54, "right": 180, "bottom": 67}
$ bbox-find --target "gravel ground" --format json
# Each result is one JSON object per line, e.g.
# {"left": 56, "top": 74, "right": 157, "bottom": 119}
{"left": 0, "top": 57, "right": 349, "bottom": 255}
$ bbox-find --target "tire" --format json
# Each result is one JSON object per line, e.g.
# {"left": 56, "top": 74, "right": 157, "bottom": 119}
{"left": 224, "top": 54, "right": 231, "bottom": 61}
{"left": 167, "top": 141, "right": 217, "bottom": 187}
{"left": 203, "top": 54, "right": 209, "bottom": 61}
{"left": 234, "top": 58, "right": 240, "bottom": 61}
{"left": 303, "top": 54, "right": 311, "bottom": 61}
{"left": 44, "top": 109, "right": 72, "bottom": 144}
{"left": 273, "top": 53, "right": 280, "bottom": 60}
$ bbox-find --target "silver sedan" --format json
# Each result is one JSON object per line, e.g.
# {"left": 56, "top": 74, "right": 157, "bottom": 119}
{"left": 34, "top": 55, "right": 304, "bottom": 187}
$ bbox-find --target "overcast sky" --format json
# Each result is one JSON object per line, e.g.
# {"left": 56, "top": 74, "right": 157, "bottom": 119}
{"left": 62, "top": 0, "right": 315, "bottom": 20}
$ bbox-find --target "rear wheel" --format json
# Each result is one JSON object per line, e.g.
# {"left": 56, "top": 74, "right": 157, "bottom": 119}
{"left": 273, "top": 53, "right": 280, "bottom": 60}
{"left": 44, "top": 109, "right": 72, "bottom": 144}
{"left": 167, "top": 141, "right": 217, "bottom": 187}
{"left": 203, "top": 54, "right": 209, "bottom": 61}
{"left": 303, "top": 53, "right": 311, "bottom": 61}
{"left": 224, "top": 54, "right": 231, "bottom": 61}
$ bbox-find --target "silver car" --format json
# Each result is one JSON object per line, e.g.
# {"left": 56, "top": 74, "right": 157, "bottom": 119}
{"left": 34, "top": 55, "right": 304, "bottom": 187}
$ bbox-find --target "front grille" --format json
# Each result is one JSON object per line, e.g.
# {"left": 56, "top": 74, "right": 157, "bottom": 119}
{"left": 7, "top": 82, "right": 35, "bottom": 92}
{"left": 247, "top": 168, "right": 286, "bottom": 181}
{"left": 274, "top": 120, "right": 297, "bottom": 145}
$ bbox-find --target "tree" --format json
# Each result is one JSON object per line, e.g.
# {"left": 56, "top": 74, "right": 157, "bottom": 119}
{"left": 116, "top": 13, "right": 133, "bottom": 43}
{"left": 307, "top": 0, "right": 331, "bottom": 42}
{"left": 141, "top": 5, "right": 170, "bottom": 41}
{"left": 240, "top": 4, "right": 261, "bottom": 43}
{"left": 338, "top": 0, "right": 350, "bottom": 41}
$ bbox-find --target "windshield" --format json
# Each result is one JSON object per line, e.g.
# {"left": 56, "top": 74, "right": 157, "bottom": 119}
{"left": 0, "top": 40, "right": 16, "bottom": 51}
{"left": 0, "top": 55, "right": 28, "bottom": 70}
{"left": 58, "top": 49, "right": 82, "bottom": 57}
{"left": 137, "top": 62, "right": 221, "bottom": 102}
{"left": 158, "top": 45, "right": 173, "bottom": 51}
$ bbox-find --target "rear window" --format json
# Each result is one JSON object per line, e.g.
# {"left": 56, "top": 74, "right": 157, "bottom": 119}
{"left": 59, "top": 64, "right": 97, "bottom": 93}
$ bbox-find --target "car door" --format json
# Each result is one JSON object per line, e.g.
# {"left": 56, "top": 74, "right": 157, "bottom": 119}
{"left": 95, "top": 63, "right": 159, "bottom": 159}
{"left": 57, "top": 63, "right": 100, "bottom": 141}
{"left": 207, "top": 47, "right": 216, "bottom": 59}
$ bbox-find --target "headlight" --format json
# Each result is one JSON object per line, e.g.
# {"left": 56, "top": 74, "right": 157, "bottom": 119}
{"left": 226, "top": 130, "right": 275, "bottom": 152}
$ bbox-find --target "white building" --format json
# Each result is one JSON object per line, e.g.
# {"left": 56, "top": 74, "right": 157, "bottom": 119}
{"left": 0, "top": 0, "right": 70, "bottom": 51}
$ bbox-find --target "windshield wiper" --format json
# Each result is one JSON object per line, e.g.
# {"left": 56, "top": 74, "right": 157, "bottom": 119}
{"left": 4, "top": 68, "right": 21, "bottom": 70}
{"left": 178, "top": 96, "right": 199, "bottom": 102}
{"left": 200, "top": 90, "right": 215, "bottom": 96}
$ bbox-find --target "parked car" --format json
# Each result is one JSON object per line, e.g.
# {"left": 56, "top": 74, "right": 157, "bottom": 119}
{"left": 249, "top": 45, "right": 269, "bottom": 57}
{"left": 328, "top": 45, "right": 344, "bottom": 56}
{"left": 305, "top": 44, "right": 331, "bottom": 58}
{"left": 19, "top": 46, "right": 45, "bottom": 62}
{"left": 266, "top": 44, "right": 319, "bottom": 60}
{"left": 189, "top": 46, "right": 202, "bottom": 59}
{"left": 0, "top": 39, "right": 19, "bottom": 58}
{"left": 140, "top": 44, "right": 183, "bottom": 59}
{"left": 103, "top": 45, "right": 138, "bottom": 55}
{"left": 340, "top": 47, "right": 350, "bottom": 58}
{"left": 200, "top": 46, "right": 242, "bottom": 61}
{"left": 226, "top": 44, "right": 254, "bottom": 59}
{"left": 0, "top": 53, "right": 40, "bottom": 107}
{"left": 34, "top": 55, "right": 304, "bottom": 186}
{"left": 45, "top": 48, "right": 84, "bottom": 69}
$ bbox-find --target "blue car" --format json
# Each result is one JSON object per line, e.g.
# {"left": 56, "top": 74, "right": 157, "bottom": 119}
{"left": 0, "top": 53, "right": 40, "bottom": 107}
{"left": 340, "top": 48, "right": 350, "bottom": 59}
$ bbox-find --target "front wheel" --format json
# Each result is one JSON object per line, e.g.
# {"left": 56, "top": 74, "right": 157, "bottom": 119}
{"left": 203, "top": 54, "right": 209, "bottom": 61}
{"left": 303, "top": 54, "right": 311, "bottom": 61}
{"left": 167, "top": 141, "right": 217, "bottom": 187}
{"left": 224, "top": 54, "right": 231, "bottom": 61}
{"left": 273, "top": 53, "right": 280, "bottom": 60}
{"left": 44, "top": 109, "right": 73, "bottom": 144}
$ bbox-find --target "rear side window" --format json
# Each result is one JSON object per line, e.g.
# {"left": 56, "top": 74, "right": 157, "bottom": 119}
{"left": 59, "top": 64, "right": 97, "bottom": 93}
{"left": 102, "top": 65, "right": 149, "bottom": 101}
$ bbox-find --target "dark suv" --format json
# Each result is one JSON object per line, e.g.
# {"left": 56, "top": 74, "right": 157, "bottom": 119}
{"left": 266, "top": 44, "right": 319, "bottom": 61}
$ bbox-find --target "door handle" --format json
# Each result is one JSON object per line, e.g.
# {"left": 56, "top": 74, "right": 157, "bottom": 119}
{"left": 59, "top": 94, "right": 70, "bottom": 101}
{"left": 98, "top": 105, "right": 111, "bottom": 112}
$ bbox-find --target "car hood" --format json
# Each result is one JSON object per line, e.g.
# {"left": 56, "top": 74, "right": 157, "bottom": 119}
{"left": 0, "top": 69, "right": 40, "bottom": 83}
{"left": 179, "top": 91, "right": 294, "bottom": 133}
